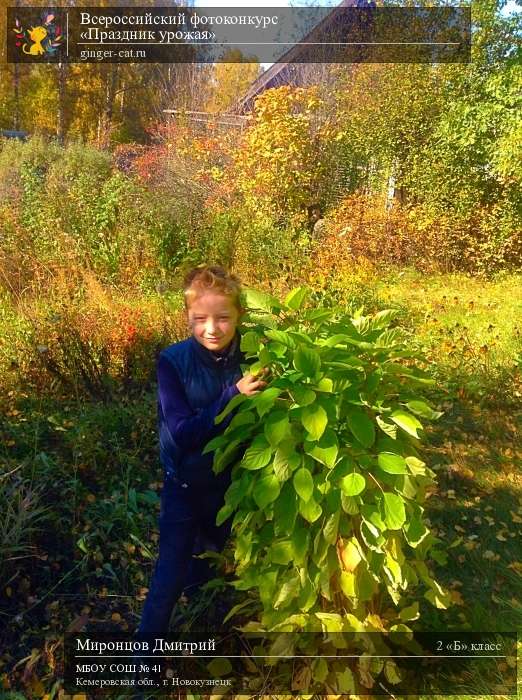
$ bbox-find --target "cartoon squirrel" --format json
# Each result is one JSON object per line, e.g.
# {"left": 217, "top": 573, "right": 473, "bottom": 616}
{"left": 23, "top": 26, "right": 47, "bottom": 56}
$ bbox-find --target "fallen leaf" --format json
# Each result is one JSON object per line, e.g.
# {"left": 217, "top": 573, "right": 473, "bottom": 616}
{"left": 482, "top": 550, "right": 499, "bottom": 561}
{"left": 450, "top": 590, "right": 464, "bottom": 605}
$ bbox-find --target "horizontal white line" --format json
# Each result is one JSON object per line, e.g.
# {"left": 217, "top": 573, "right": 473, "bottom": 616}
{"left": 76, "top": 41, "right": 462, "bottom": 46}
{"left": 75, "top": 654, "right": 507, "bottom": 659}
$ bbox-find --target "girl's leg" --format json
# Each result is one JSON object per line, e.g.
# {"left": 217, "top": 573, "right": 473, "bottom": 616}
{"left": 136, "top": 479, "right": 196, "bottom": 642}
{"left": 183, "top": 478, "right": 233, "bottom": 597}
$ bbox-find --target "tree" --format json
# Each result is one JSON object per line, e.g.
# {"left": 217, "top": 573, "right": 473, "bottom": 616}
{"left": 205, "top": 49, "right": 261, "bottom": 114}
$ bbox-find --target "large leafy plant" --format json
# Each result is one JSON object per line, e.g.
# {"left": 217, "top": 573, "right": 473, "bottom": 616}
{"left": 205, "top": 287, "right": 449, "bottom": 693}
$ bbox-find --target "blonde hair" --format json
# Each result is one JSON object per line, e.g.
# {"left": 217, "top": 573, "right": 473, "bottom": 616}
{"left": 183, "top": 265, "right": 242, "bottom": 311}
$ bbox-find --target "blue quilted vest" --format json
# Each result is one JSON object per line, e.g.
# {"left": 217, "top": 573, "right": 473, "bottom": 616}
{"left": 158, "top": 334, "right": 244, "bottom": 486}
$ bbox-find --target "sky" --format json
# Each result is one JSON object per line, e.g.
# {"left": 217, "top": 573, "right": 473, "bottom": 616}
{"left": 194, "top": 0, "right": 520, "bottom": 13}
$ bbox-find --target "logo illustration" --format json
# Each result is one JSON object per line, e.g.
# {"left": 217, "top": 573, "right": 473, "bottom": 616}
{"left": 13, "top": 11, "right": 63, "bottom": 58}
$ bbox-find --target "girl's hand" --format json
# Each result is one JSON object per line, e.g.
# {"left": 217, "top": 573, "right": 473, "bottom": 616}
{"left": 236, "top": 368, "right": 269, "bottom": 396}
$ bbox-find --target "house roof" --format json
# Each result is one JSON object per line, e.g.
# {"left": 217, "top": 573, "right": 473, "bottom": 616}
{"left": 233, "top": 0, "right": 373, "bottom": 114}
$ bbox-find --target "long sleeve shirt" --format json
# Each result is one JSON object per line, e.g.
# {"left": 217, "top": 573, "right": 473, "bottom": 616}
{"left": 157, "top": 334, "right": 243, "bottom": 486}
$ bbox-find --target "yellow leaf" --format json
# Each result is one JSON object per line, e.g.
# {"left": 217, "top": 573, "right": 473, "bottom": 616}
{"left": 340, "top": 571, "right": 356, "bottom": 598}
{"left": 339, "top": 538, "right": 362, "bottom": 573}
{"left": 365, "top": 613, "right": 385, "bottom": 631}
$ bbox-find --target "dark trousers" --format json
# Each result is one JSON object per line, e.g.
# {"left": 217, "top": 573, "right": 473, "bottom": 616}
{"left": 136, "top": 474, "right": 231, "bottom": 642}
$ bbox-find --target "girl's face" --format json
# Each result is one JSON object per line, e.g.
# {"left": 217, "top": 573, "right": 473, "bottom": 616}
{"left": 187, "top": 292, "right": 240, "bottom": 352}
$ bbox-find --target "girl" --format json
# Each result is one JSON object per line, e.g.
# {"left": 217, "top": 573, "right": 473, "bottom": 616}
{"left": 136, "top": 265, "right": 265, "bottom": 642}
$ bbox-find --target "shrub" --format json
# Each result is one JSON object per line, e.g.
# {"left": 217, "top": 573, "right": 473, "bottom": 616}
{"left": 0, "top": 468, "right": 48, "bottom": 590}
{"left": 317, "top": 193, "right": 522, "bottom": 275}
{"left": 0, "top": 274, "right": 186, "bottom": 398}
{"left": 209, "top": 286, "right": 449, "bottom": 694}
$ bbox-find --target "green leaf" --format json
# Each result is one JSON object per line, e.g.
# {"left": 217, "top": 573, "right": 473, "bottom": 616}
{"left": 383, "top": 492, "right": 406, "bottom": 530}
{"left": 355, "top": 563, "right": 378, "bottom": 601}
{"left": 341, "top": 493, "right": 359, "bottom": 515}
{"left": 293, "top": 345, "right": 321, "bottom": 378}
{"left": 324, "top": 511, "right": 340, "bottom": 544}
{"left": 361, "top": 504, "right": 386, "bottom": 531}
{"left": 390, "top": 410, "right": 423, "bottom": 438}
{"left": 284, "top": 286, "right": 311, "bottom": 310}
{"left": 384, "top": 660, "right": 402, "bottom": 685}
{"left": 425, "top": 586, "right": 451, "bottom": 609}
{"left": 251, "top": 387, "right": 282, "bottom": 418}
{"left": 406, "top": 400, "right": 443, "bottom": 420}
{"left": 264, "top": 329, "right": 296, "bottom": 347}
{"left": 216, "top": 503, "right": 234, "bottom": 527}
{"left": 214, "top": 438, "right": 242, "bottom": 474}
{"left": 242, "top": 287, "right": 281, "bottom": 313}
{"left": 207, "top": 657, "right": 232, "bottom": 676}
{"left": 224, "top": 474, "right": 249, "bottom": 509}
{"left": 293, "top": 467, "right": 314, "bottom": 501}
{"left": 299, "top": 496, "right": 322, "bottom": 523}
{"left": 274, "top": 482, "right": 297, "bottom": 535}
{"left": 269, "top": 540, "right": 293, "bottom": 565}
{"left": 399, "top": 602, "right": 420, "bottom": 621}
{"left": 291, "top": 526, "right": 309, "bottom": 565}
{"left": 378, "top": 452, "right": 409, "bottom": 474}
{"left": 202, "top": 433, "right": 228, "bottom": 455}
{"left": 370, "top": 308, "right": 400, "bottom": 330}
{"left": 341, "top": 472, "right": 366, "bottom": 496}
{"left": 273, "top": 442, "right": 300, "bottom": 482}
{"left": 403, "top": 516, "right": 429, "bottom": 547}
{"left": 215, "top": 392, "right": 247, "bottom": 425}
{"left": 253, "top": 474, "right": 280, "bottom": 509}
{"left": 264, "top": 410, "right": 290, "bottom": 447}
{"left": 315, "top": 377, "right": 333, "bottom": 392}
{"left": 347, "top": 408, "right": 375, "bottom": 448}
{"left": 241, "top": 435, "right": 273, "bottom": 470}
{"left": 289, "top": 385, "right": 316, "bottom": 406}
{"left": 240, "top": 331, "right": 261, "bottom": 353}
{"left": 274, "top": 574, "right": 301, "bottom": 609}
{"left": 227, "top": 410, "right": 256, "bottom": 432}
{"left": 301, "top": 404, "right": 328, "bottom": 441}
{"left": 405, "top": 456, "right": 427, "bottom": 475}
{"left": 376, "top": 415, "right": 398, "bottom": 439}
{"left": 304, "top": 428, "right": 338, "bottom": 468}
{"left": 336, "top": 667, "right": 356, "bottom": 693}
{"left": 313, "top": 657, "right": 329, "bottom": 683}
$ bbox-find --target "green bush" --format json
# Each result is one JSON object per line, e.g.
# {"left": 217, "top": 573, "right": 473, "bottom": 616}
{"left": 0, "top": 468, "right": 49, "bottom": 590}
{"left": 209, "top": 287, "right": 449, "bottom": 693}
